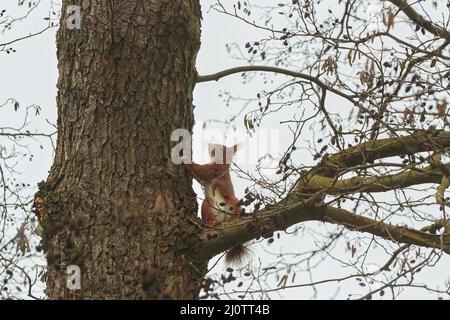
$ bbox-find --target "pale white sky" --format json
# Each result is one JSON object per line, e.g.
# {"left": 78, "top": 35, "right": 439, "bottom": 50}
{"left": 0, "top": 0, "right": 449, "bottom": 300}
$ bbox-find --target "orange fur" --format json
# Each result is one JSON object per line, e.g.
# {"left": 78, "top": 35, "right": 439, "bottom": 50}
{"left": 182, "top": 144, "right": 242, "bottom": 226}
{"left": 182, "top": 144, "right": 250, "bottom": 265}
{"left": 201, "top": 197, "right": 217, "bottom": 228}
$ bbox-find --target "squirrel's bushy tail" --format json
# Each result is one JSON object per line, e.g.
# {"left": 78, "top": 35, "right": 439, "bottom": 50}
{"left": 225, "top": 244, "right": 252, "bottom": 266}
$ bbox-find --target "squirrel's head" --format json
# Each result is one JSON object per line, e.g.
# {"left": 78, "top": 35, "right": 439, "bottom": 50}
{"left": 208, "top": 143, "right": 239, "bottom": 165}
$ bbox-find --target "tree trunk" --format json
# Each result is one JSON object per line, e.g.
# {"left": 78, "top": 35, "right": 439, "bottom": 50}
{"left": 39, "top": 0, "right": 206, "bottom": 299}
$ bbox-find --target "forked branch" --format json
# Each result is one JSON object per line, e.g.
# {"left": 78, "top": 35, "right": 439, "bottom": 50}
{"left": 200, "top": 131, "right": 450, "bottom": 260}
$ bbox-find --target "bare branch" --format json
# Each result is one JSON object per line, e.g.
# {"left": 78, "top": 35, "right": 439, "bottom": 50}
{"left": 196, "top": 65, "right": 356, "bottom": 104}
{"left": 388, "top": 0, "right": 450, "bottom": 39}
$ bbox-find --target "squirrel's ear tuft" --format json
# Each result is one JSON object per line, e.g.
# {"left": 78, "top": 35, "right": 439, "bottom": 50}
{"left": 232, "top": 143, "right": 241, "bottom": 153}
{"left": 208, "top": 143, "right": 216, "bottom": 158}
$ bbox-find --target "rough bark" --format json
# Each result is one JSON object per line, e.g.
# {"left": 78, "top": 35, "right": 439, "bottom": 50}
{"left": 37, "top": 0, "right": 450, "bottom": 300}
{"left": 40, "top": 0, "right": 205, "bottom": 299}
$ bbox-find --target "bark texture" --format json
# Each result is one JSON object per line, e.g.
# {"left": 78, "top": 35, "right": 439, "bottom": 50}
{"left": 40, "top": 0, "right": 205, "bottom": 299}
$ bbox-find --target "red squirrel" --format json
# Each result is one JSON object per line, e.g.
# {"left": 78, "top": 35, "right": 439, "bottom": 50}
{"left": 181, "top": 144, "right": 250, "bottom": 265}
{"left": 181, "top": 143, "right": 241, "bottom": 228}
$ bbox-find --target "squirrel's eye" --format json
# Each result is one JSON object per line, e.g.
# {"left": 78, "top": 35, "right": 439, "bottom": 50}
{"left": 219, "top": 202, "right": 226, "bottom": 206}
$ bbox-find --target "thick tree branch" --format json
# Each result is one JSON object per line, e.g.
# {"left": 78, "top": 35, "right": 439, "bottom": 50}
{"left": 199, "top": 201, "right": 450, "bottom": 259}
{"left": 198, "top": 200, "right": 321, "bottom": 259}
{"left": 388, "top": 0, "right": 450, "bottom": 39}
{"left": 316, "top": 131, "right": 450, "bottom": 177}
{"left": 321, "top": 206, "right": 450, "bottom": 252}
{"left": 303, "top": 164, "right": 445, "bottom": 195}
{"left": 0, "top": 26, "right": 54, "bottom": 48}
